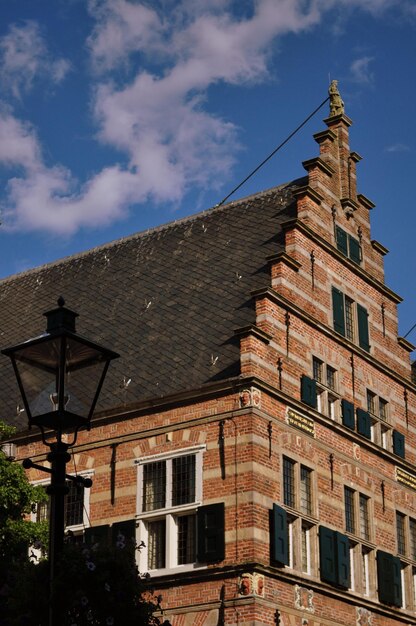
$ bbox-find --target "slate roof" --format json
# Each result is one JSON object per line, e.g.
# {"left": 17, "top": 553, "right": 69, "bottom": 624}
{"left": 0, "top": 180, "right": 303, "bottom": 431}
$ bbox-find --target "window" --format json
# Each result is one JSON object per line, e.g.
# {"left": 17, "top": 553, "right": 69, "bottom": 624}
{"left": 34, "top": 476, "right": 91, "bottom": 531}
{"left": 344, "top": 487, "right": 374, "bottom": 596}
{"left": 344, "top": 488, "right": 371, "bottom": 541}
{"left": 137, "top": 446, "right": 217, "bottom": 575}
{"left": 279, "top": 457, "right": 316, "bottom": 575}
{"left": 332, "top": 287, "right": 370, "bottom": 351}
{"left": 359, "top": 495, "right": 370, "bottom": 541}
{"left": 312, "top": 357, "right": 340, "bottom": 420}
{"left": 365, "top": 390, "right": 394, "bottom": 449}
{"left": 335, "top": 226, "right": 361, "bottom": 264}
{"left": 397, "top": 512, "right": 406, "bottom": 556}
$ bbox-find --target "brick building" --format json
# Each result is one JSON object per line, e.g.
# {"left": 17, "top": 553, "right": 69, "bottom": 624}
{"left": 1, "top": 89, "right": 416, "bottom": 625}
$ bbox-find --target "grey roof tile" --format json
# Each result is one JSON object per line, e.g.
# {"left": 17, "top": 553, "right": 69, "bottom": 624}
{"left": 0, "top": 180, "right": 302, "bottom": 430}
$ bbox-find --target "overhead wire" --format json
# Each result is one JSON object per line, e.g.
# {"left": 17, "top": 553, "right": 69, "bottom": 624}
{"left": 215, "top": 95, "right": 330, "bottom": 208}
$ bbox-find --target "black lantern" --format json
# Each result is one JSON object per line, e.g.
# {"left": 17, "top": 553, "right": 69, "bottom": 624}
{"left": 2, "top": 297, "right": 119, "bottom": 439}
{"left": 2, "top": 298, "right": 119, "bottom": 626}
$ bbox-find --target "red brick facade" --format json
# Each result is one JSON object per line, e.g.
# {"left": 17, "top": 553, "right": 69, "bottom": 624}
{"left": 16, "top": 109, "right": 416, "bottom": 625}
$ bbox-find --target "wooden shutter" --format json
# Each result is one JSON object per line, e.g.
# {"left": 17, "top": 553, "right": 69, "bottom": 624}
{"left": 377, "top": 550, "right": 402, "bottom": 607}
{"left": 357, "top": 304, "right": 370, "bottom": 352}
{"left": 271, "top": 503, "right": 289, "bottom": 565}
{"left": 336, "top": 226, "right": 348, "bottom": 256}
{"left": 84, "top": 524, "right": 111, "bottom": 546}
{"left": 319, "top": 526, "right": 336, "bottom": 584}
{"left": 301, "top": 375, "right": 317, "bottom": 409}
{"left": 336, "top": 532, "right": 350, "bottom": 589}
{"left": 393, "top": 430, "right": 405, "bottom": 459}
{"left": 341, "top": 399, "right": 355, "bottom": 430}
{"left": 112, "top": 519, "right": 137, "bottom": 558}
{"left": 197, "top": 503, "right": 225, "bottom": 563}
{"left": 332, "top": 287, "right": 345, "bottom": 336}
{"left": 349, "top": 235, "right": 361, "bottom": 264}
{"left": 356, "top": 408, "right": 371, "bottom": 439}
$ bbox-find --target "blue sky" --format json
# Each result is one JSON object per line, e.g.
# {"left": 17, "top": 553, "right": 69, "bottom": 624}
{"left": 0, "top": 0, "right": 415, "bottom": 342}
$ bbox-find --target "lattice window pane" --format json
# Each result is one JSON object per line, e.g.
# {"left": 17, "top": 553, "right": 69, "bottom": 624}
{"left": 283, "top": 458, "right": 295, "bottom": 508}
{"left": 172, "top": 455, "right": 195, "bottom": 506}
{"left": 410, "top": 519, "right": 416, "bottom": 560}
{"left": 345, "top": 487, "right": 355, "bottom": 534}
{"left": 300, "top": 466, "right": 312, "bottom": 515}
{"left": 366, "top": 390, "right": 376, "bottom": 415}
{"left": 312, "top": 357, "right": 323, "bottom": 383}
{"left": 379, "top": 398, "right": 388, "bottom": 421}
{"left": 397, "top": 512, "right": 406, "bottom": 556}
{"left": 359, "top": 495, "right": 370, "bottom": 541}
{"left": 65, "top": 481, "right": 84, "bottom": 527}
{"left": 147, "top": 520, "right": 166, "bottom": 569}
{"left": 36, "top": 486, "right": 49, "bottom": 523}
{"left": 177, "top": 514, "right": 196, "bottom": 565}
{"left": 326, "top": 366, "right": 336, "bottom": 391}
{"left": 345, "top": 297, "right": 354, "bottom": 341}
{"left": 143, "top": 461, "right": 166, "bottom": 511}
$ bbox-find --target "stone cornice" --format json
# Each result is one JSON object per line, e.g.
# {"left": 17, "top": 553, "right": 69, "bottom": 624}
{"left": 302, "top": 157, "right": 335, "bottom": 177}
{"left": 280, "top": 218, "right": 402, "bottom": 304}
{"left": 291, "top": 185, "right": 323, "bottom": 205}
{"left": 234, "top": 324, "right": 272, "bottom": 344}
{"left": 266, "top": 252, "right": 301, "bottom": 272}
{"left": 371, "top": 240, "right": 389, "bottom": 256}
{"left": 349, "top": 151, "right": 362, "bottom": 163}
{"left": 358, "top": 193, "right": 376, "bottom": 210}
{"left": 313, "top": 129, "right": 336, "bottom": 144}
{"left": 323, "top": 113, "right": 353, "bottom": 128}
{"left": 398, "top": 337, "right": 416, "bottom": 353}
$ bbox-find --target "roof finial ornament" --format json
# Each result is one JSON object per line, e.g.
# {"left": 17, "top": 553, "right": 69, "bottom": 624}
{"left": 328, "top": 79, "right": 344, "bottom": 117}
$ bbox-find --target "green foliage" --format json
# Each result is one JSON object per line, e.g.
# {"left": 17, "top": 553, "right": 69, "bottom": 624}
{"left": 4, "top": 538, "right": 163, "bottom": 626}
{"left": 0, "top": 442, "right": 48, "bottom": 564}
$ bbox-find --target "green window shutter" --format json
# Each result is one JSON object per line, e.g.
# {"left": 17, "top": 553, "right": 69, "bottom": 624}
{"left": 336, "top": 226, "right": 348, "bottom": 256}
{"left": 112, "top": 519, "right": 137, "bottom": 559}
{"left": 271, "top": 503, "right": 289, "bottom": 565}
{"left": 341, "top": 399, "right": 355, "bottom": 430}
{"left": 84, "top": 524, "right": 111, "bottom": 546}
{"left": 197, "top": 503, "right": 225, "bottom": 563}
{"left": 335, "top": 532, "right": 350, "bottom": 588}
{"left": 319, "top": 526, "right": 336, "bottom": 585}
{"left": 356, "top": 408, "right": 371, "bottom": 439}
{"left": 332, "top": 287, "right": 345, "bottom": 336}
{"left": 349, "top": 235, "right": 361, "bottom": 264}
{"left": 301, "top": 375, "right": 317, "bottom": 409}
{"left": 393, "top": 430, "right": 405, "bottom": 459}
{"left": 377, "top": 551, "right": 402, "bottom": 607}
{"left": 357, "top": 304, "right": 370, "bottom": 352}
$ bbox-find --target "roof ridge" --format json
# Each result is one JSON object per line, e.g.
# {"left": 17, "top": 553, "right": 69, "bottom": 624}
{"left": 0, "top": 181, "right": 297, "bottom": 285}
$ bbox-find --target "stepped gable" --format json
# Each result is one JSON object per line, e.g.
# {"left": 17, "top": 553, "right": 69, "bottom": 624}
{"left": 0, "top": 180, "right": 302, "bottom": 431}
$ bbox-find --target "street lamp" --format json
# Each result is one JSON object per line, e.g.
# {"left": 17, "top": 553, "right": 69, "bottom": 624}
{"left": 2, "top": 297, "right": 119, "bottom": 626}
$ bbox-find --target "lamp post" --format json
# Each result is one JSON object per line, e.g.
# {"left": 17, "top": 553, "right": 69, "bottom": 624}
{"left": 2, "top": 297, "right": 119, "bottom": 626}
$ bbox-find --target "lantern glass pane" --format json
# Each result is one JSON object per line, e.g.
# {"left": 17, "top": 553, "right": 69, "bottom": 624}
{"left": 12, "top": 335, "right": 109, "bottom": 423}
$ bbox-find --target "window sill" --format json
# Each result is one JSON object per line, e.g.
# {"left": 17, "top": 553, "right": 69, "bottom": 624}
{"left": 146, "top": 562, "right": 207, "bottom": 578}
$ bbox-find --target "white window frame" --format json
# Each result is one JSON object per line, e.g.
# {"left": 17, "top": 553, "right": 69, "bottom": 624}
{"left": 312, "top": 356, "right": 340, "bottom": 421}
{"left": 30, "top": 471, "right": 93, "bottom": 562}
{"left": 135, "top": 445, "right": 206, "bottom": 577}
{"left": 31, "top": 471, "right": 93, "bottom": 533}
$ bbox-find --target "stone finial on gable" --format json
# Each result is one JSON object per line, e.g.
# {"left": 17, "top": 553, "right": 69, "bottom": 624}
{"left": 328, "top": 79, "right": 344, "bottom": 117}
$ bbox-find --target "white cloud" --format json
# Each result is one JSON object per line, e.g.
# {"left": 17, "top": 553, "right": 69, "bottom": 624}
{"left": 384, "top": 143, "right": 410, "bottom": 153}
{"left": 0, "top": 0, "right": 410, "bottom": 235}
{"left": 349, "top": 56, "right": 375, "bottom": 84}
{"left": 0, "top": 21, "right": 70, "bottom": 98}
